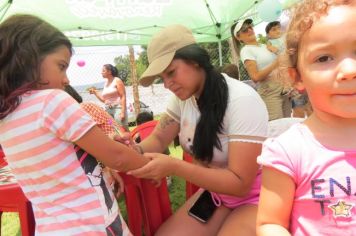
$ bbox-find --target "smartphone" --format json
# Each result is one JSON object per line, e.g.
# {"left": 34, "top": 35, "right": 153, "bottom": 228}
{"left": 188, "top": 190, "right": 217, "bottom": 223}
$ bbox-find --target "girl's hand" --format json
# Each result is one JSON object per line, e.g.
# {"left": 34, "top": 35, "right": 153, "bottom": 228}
{"left": 109, "top": 169, "right": 124, "bottom": 198}
{"left": 127, "top": 153, "right": 176, "bottom": 181}
{"left": 113, "top": 131, "right": 133, "bottom": 146}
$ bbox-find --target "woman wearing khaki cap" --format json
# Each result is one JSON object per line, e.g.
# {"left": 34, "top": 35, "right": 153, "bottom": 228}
{"left": 127, "top": 24, "right": 268, "bottom": 235}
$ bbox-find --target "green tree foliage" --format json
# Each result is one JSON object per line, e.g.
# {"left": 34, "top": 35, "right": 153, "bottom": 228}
{"left": 114, "top": 55, "right": 130, "bottom": 85}
{"left": 257, "top": 34, "right": 268, "bottom": 44}
{"left": 135, "top": 46, "right": 148, "bottom": 79}
{"left": 114, "top": 46, "right": 149, "bottom": 86}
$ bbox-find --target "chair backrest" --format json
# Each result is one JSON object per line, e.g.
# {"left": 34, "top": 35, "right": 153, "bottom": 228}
{"left": 182, "top": 151, "right": 200, "bottom": 200}
{"left": 268, "top": 117, "right": 305, "bottom": 138}
{"left": 120, "top": 119, "right": 172, "bottom": 236}
{"left": 130, "top": 120, "right": 158, "bottom": 140}
{"left": 120, "top": 173, "right": 171, "bottom": 236}
{"left": 0, "top": 171, "right": 35, "bottom": 236}
{"left": 0, "top": 147, "right": 7, "bottom": 168}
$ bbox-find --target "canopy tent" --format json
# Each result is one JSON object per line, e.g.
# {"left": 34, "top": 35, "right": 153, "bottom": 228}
{"left": 0, "top": 0, "right": 300, "bottom": 116}
{"left": 0, "top": 0, "right": 299, "bottom": 47}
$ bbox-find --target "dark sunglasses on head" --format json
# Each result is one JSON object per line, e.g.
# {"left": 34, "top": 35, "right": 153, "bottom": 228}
{"left": 239, "top": 24, "right": 253, "bottom": 33}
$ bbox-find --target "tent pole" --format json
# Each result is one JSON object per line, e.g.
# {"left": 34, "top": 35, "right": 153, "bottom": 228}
{"left": 218, "top": 40, "right": 222, "bottom": 66}
{"left": 0, "top": 0, "right": 12, "bottom": 22}
{"left": 203, "top": 0, "right": 222, "bottom": 66}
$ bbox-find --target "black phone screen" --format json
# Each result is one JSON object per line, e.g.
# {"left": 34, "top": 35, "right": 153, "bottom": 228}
{"left": 188, "top": 190, "right": 217, "bottom": 223}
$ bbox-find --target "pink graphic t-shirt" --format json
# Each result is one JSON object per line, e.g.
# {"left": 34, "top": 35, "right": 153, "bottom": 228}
{"left": 258, "top": 123, "right": 356, "bottom": 236}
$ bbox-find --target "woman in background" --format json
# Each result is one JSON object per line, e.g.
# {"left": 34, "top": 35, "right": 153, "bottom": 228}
{"left": 231, "top": 19, "right": 286, "bottom": 121}
{"left": 89, "top": 64, "right": 128, "bottom": 129}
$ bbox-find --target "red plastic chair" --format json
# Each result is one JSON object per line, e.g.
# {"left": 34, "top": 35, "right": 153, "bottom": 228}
{"left": 182, "top": 151, "right": 200, "bottom": 200}
{"left": 120, "top": 119, "right": 172, "bottom": 236}
{"left": 120, "top": 173, "right": 171, "bottom": 236}
{"left": 0, "top": 148, "right": 7, "bottom": 168}
{"left": 0, "top": 172, "right": 35, "bottom": 236}
{"left": 130, "top": 120, "right": 158, "bottom": 141}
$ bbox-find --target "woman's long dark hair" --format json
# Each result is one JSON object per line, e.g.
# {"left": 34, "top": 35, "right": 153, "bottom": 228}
{"left": 0, "top": 14, "right": 72, "bottom": 120}
{"left": 174, "top": 44, "right": 228, "bottom": 163}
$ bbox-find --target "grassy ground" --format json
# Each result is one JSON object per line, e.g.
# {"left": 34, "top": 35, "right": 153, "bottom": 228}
{"left": 1, "top": 144, "right": 185, "bottom": 235}
{"left": 1, "top": 213, "right": 21, "bottom": 236}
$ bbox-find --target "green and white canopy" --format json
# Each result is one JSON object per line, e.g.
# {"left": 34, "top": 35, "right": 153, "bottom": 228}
{"left": 0, "top": 0, "right": 299, "bottom": 46}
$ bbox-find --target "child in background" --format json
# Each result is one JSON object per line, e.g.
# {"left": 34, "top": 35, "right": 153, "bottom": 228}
{"left": 257, "top": 1, "right": 356, "bottom": 235}
{"left": 265, "top": 21, "right": 285, "bottom": 55}
{"left": 0, "top": 14, "right": 150, "bottom": 235}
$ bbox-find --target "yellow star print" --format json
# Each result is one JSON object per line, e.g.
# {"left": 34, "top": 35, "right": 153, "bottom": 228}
{"left": 328, "top": 200, "right": 354, "bottom": 218}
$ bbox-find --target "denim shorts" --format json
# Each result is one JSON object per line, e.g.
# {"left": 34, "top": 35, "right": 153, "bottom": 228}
{"left": 291, "top": 94, "right": 308, "bottom": 108}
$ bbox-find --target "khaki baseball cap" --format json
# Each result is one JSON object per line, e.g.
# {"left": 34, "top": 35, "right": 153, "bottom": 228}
{"left": 139, "top": 24, "right": 196, "bottom": 87}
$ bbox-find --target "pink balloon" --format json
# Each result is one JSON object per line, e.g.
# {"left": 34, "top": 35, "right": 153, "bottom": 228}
{"left": 77, "top": 60, "right": 85, "bottom": 67}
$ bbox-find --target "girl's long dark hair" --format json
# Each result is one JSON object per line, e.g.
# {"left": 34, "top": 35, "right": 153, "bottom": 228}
{"left": 174, "top": 44, "right": 228, "bottom": 163}
{"left": 0, "top": 14, "right": 72, "bottom": 120}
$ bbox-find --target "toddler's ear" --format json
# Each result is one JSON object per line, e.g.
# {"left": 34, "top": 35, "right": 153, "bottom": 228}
{"left": 288, "top": 68, "right": 305, "bottom": 92}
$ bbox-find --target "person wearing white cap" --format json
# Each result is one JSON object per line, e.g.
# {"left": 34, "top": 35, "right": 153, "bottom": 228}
{"left": 231, "top": 19, "right": 286, "bottom": 121}
{"left": 125, "top": 24, "right": 268, "bottom": 235}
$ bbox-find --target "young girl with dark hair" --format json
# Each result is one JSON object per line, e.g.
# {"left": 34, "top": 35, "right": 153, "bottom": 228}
{"left": 0, "top": 14, "right": 149, "bottom": 235}
{"left": 123, "top": 24, "right": 268, "bottom": 235}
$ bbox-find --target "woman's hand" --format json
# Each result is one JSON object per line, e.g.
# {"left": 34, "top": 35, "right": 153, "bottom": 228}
{"left": 113, "top": 131, "right": 133, "bottom": 146}
{"left": 127, "top": 153, "right": 177, "bottom": 181}
{"left": 88, "top": 87, "right": 97, "bottom": 94}
{"left": 120, "top": 112, "right": 125, "bottom": 121}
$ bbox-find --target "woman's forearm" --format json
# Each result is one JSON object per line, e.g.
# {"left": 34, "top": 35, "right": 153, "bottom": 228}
{"left": 249, "top": 59, "right": 278, "bottom": 82}
{"left": 121, "top": 97, "right": 126, "bottom": 114}
{"left": 139, "top": 133, "right": 171, "bottom": 154}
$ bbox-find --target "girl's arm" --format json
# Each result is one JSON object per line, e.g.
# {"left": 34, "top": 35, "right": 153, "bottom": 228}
{"left": 130, "top": 140, "right": 263, "bottom": 197}
{"left": 115, "top": 78, "right": 126, "bottom": 120}
{"left": 75, "top": 125, "right": 149, "bottom": 172}
{"left": 244, "top": 59, "right": 278, "bottom": 83}
{"left": 257, "top": 166, "right": 295, "bottom": 236}
{"left": 138, "top": 114, "right": 180, "bottom": 153}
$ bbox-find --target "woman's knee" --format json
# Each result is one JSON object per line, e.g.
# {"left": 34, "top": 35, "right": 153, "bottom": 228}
{"left": 156, "top": 192, "right": 231, "bottom": 236}
{"left": 218, "top": 204, "right": 257, "bottom": 236}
